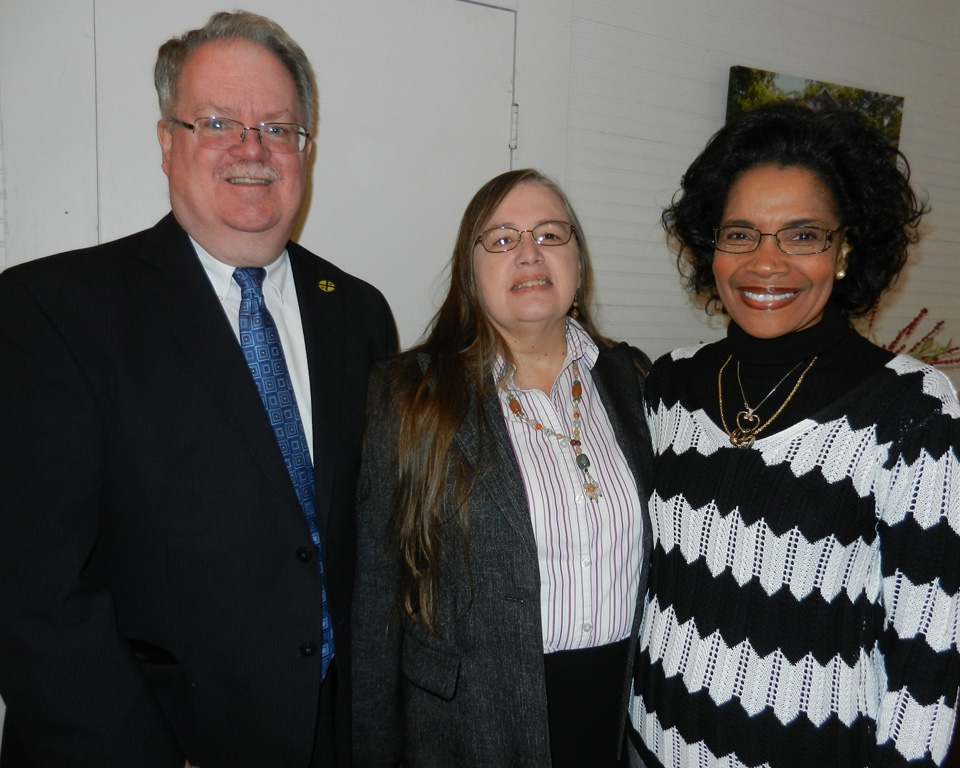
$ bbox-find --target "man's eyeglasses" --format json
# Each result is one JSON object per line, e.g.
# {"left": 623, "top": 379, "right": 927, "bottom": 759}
{"left": 476, "top": 221, "right": 575, "bottom": 253}
{"left": 713, "top": 226, "right": 839, "bottom": 256}
{"left": 169, "top": 117, "right": 310, "bottom": 154}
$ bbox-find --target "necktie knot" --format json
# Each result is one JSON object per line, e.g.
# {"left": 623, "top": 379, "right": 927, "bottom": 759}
{"left": 233, "top": 267, "right": 267, "bottom": 298}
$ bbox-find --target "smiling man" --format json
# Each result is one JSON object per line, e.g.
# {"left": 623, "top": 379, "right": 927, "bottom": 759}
{"left": 0, "top": 12, "right": 395, "bottom": 768}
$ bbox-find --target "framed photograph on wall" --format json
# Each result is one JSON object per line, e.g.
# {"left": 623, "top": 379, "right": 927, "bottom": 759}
{"left": 726, "top": 65, "right": 904, "bottom": 147}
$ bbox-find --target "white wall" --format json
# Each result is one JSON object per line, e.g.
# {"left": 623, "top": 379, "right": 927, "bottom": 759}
{"left": 0, "top": 2, "right": 98, "bottom": 271}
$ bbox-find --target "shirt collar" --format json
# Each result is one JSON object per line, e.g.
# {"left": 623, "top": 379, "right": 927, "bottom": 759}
{"left": 190, "top": 236, "right": 291, "bottom": 298}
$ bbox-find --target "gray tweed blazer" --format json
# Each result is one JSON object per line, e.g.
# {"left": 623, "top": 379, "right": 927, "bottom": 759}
{"left": 352, "top": 342, "right": 653, "bottom": 768}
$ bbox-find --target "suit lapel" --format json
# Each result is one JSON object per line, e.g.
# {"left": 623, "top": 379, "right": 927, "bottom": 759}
{"left": 289, "top": 245, "right": 344, "bottom": 536}
{"left": 134, "top": 215, "right": 301, "bottom": 512}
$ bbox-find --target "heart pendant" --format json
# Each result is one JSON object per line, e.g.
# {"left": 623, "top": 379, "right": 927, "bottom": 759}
{"left": 735, "top": 410, "right": 760, "bottom": 433}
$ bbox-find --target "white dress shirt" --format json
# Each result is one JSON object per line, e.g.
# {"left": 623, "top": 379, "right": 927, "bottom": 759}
{"left": 496, "top": 319, "right": 643, "bottom": 652}
{"left": 193, "top": 239, "right": 314, "bottom": 460}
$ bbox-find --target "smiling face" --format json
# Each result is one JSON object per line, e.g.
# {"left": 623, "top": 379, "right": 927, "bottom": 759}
{"left": 157, "top": 38, "right": 311, "bottom": 267}
{"left": 473, "top": 182, "right": 581, "bottom": 344}
{"left": 713, "top": 164, "right": 847, "bottom": 339}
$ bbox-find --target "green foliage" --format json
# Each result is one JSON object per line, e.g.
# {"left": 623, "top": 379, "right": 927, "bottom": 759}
{"left": 726, "top": 66, "right": 903, "bottom": 147}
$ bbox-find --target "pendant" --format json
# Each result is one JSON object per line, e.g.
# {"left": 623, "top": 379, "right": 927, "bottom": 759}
{"left": 583, "top": 479, "right": 602, "bottom": 500}
{"left": 729, "top": 409, "right": 759, "bottom": 448}
{"left": 735, "top": 409, "right": 760, "bottom": 433}
{"left": 729, "top": 428, "right": 755, "bottom": 449}
{"left": 576, "top": 452, "right": 602, "bottom": 500}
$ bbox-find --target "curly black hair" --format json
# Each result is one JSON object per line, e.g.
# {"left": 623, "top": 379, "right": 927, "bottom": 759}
{"left": 663, "top": 102, "right": 927, "bottom": 317}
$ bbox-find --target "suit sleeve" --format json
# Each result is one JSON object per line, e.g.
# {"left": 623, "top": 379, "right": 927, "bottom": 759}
{"left": 351, "top": 362, "right": 405, "bottom": 768}
{"left": 0, "top": 272, "right": 184, "bottom": 767}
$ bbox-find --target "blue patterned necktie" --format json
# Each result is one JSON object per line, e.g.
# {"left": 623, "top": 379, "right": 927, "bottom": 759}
{"left": 233, "top": 267, "right": 333, "bottom": 679}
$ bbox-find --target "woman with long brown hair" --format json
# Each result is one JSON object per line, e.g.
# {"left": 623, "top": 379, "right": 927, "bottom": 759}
{"left": 352, "top": 169, "right": 653, "bottom": 767}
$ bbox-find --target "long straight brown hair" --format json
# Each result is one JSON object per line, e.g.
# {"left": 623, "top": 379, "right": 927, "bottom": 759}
{"left": 391, "top": 169, "right": 607, "bottom": 633}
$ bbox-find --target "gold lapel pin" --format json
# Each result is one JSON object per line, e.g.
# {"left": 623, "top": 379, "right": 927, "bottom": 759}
{"left": 317, "top": 280, "right": 335, "bottom": 292}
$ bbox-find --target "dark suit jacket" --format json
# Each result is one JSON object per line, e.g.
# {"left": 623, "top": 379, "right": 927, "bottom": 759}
{"left": 0, "top": 214, "right": 396, "bottom": 768}
{"left": 352, "top": 343, "right": 653, "bottom": 768}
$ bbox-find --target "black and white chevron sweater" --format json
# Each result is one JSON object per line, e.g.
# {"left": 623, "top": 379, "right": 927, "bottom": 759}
{"left": 631, "top": 309, "right": 960, "bottom": 767}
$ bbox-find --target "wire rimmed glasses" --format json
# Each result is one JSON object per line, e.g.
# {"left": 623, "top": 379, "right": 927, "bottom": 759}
{"left": 169, "top": 116, "right": 310, "bottom": 153}
{"left": 476, "top": 221, "right": 575, "bottom": 253}
{"left": 713, "top": 225, "right": 839, "bottom": 256}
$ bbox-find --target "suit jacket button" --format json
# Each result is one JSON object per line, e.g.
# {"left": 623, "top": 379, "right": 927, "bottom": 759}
{"left": 300, "top": 642, "right": 318, "bottom": 657}
{"left": 296, "top": 547, "right": 313, "bottom": 563}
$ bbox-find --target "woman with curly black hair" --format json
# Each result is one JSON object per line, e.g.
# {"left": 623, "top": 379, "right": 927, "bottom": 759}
{"left": 629, "top": 102, "right": 960, "bottom": 767}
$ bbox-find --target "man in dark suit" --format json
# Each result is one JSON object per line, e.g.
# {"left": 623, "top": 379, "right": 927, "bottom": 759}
{"left": 0, "top": 11, "right": 395, "bottom": 768}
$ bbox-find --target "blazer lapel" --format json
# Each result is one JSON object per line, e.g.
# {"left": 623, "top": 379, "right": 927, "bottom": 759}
{"left": 451, "top": 348, "right": 652, "bottom": 556}
{"left": 590, "top": 344, "right": 654, "bottom": 635}
{"left": 134, "top": 215, "right": 301, "bottom": 512}
{"left": 453, "top": 383, "right": 538, "bottom": 552}
{"left": 289, "top": 245, "right": 345, "bottom": 536}
{"left": 591, "top": 346, "right": 653, "bottom": 492}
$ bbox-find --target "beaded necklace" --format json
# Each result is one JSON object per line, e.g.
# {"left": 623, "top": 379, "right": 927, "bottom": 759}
{"left": 501, "top": 360, "right": 603, "bottom": 501}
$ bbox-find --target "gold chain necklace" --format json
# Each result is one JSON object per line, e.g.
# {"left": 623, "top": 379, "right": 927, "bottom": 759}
{"left": 718, "top": 355, "right": 817, "bottom": 448}
{"left": 501, "top": 360, "right": 602, "bottom": 501}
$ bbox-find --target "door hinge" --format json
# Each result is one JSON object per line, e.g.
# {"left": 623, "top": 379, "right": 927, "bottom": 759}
{"left": 509, "top": 103, "right": 519, "bottom": 150}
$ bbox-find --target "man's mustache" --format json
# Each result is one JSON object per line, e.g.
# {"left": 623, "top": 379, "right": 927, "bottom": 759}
{"left": 216, "top": 163, "right": 282, "bottom": 182}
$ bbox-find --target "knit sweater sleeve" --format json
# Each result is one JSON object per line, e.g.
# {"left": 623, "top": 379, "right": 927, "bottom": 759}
{"left": 871, "top": 357, "right": 960, "bottom": 766}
